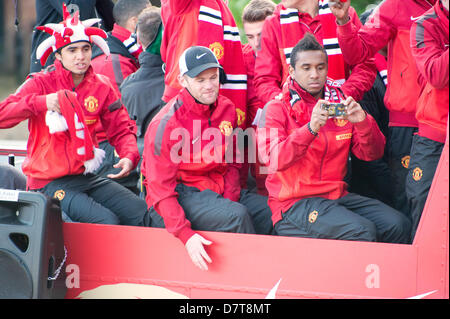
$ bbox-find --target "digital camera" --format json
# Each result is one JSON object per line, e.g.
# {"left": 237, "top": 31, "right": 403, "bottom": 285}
{"left": 321, "top": 103, "right": 347, "bottom": 118}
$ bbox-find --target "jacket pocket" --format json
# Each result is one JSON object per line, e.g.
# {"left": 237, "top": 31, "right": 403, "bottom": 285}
{"left": 386, "top": 30, "right": 421, "bottom": 114}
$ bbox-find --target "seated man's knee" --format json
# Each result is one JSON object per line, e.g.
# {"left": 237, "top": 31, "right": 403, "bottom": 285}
{"left": 350, "top": 222, "right": 377, "bottom": 242}
{"left": 148, "top": 207, "right": 165, "bottom": 228}
{"left": 383, "top": 212, "right": 412, "bottom": 243}
{"left": 228, "top": 204, "right": 255, "bottom": 234}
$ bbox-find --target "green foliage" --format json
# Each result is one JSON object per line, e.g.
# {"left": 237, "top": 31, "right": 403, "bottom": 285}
{"left": 229, "top": 0, "right": 383, "bottom": 43}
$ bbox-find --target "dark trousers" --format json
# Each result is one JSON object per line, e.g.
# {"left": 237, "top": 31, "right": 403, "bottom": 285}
{"left": 274, "top": 193, "right": 411, "bottom": 243}
{"left": 406, "top": 135, "right": 444, "bottom": 241}
{"left": 348, "top": 155, "right": 393, "bottom": 207}
{"left": 386, "top": 126, "right": 417, "bottom": 217}
{"left": 149, "top": 184, "right": 273, "bottom": 235}
{"left": 38, "top": 174, "right": 149, "bottom": 226}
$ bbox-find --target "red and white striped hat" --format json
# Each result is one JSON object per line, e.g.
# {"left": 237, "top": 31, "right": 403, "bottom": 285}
{"left": 36, "top": 3, "right": 110, "bottom": 66}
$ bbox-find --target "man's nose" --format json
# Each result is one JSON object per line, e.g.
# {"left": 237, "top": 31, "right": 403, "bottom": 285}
{"left": 310, "top": 68, "right": 319, "bottom": 78}
{"left": 205, "top": 79, "right": 216, "bottom": 89}
{"left": 76, "top": 50, "right": 88, "bottom": 60}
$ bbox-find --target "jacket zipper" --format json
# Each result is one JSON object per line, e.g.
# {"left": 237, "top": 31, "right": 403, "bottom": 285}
{"left": 319, "top": 132, "right": 328, "bottom": 180}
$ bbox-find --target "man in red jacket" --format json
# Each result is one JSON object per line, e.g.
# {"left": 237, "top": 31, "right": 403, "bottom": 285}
{"left": 407, "top": 0, "right": 449, "bottom": 240}
{"left": 142, "top": 46, "right": 273, "bottom": 271}
{"left": 257, "top": 34, "right": 411, "bottom": 243}
{"left": 329, "top": 0, "right": 437, "bottom": 217}
{"left": 0, "top": 6, "right": 149, "bottom": 226}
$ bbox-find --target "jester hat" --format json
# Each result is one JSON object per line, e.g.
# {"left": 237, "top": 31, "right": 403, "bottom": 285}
{"left": 35, "top": 3, "right": 110, "bottom": 66}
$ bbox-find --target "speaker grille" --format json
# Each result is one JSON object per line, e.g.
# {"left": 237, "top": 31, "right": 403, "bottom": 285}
{"left": 0, "top": 249, "right": 33, "bottom": 299}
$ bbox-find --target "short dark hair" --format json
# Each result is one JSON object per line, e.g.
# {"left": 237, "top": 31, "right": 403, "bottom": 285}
{"left": 137, "top": 7, "right": 162, "bottom": 49}
{"left": 242, "top": 0, "right": 276, "bottom": 23}
{"left": 290, "top": 33, "right": 328, "bottom": 68}
{"left": 113, "top": 0, "right": 150, "bottom": 27}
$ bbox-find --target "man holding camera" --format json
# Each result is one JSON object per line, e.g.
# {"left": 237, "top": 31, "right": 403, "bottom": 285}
{"left": 329, "top": 0, "right": 437, "bottom": 218}
{"left": 256, "top": 34, "right": 411, "bottom": 243}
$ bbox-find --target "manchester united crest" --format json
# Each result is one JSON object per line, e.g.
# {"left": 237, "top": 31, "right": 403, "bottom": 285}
{"left": 236, "top": 109, "right": 246, "bottom": 127}
{"left": 412, "top": 167, "right": 423, "bottom": 181}
{"left": 333, "top": 118, "right": 348, "bottom": 127}
{"left": 308, "top": 210, "right": 319, "bottom": 223}
{"left": 219, "top": 121, "right": 233, "bottom": 136}
{"left": 209, "top": 42, "right": 224, "bottom": 61}
{"left": 401, "top": 155, "right": 410, "bottom": 169}
{"left": 54, "top": 189, "right": 65, "bottom": 201}
{"left": 84, "top": 96, "right": 99, "bottom": 113}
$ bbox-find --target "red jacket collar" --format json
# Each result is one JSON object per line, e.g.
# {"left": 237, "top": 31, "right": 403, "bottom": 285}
{"left": 178, "top": 88, "right": 217, "bottom": 118}
{"left": 282, "top": 77, "right": 319, "bottom": 124}
{"left": 111, "top": 23, "right": 133, "bottom": 42}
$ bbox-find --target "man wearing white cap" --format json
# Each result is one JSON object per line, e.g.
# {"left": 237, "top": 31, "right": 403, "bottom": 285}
{"left": 0, "top": 4, "right": 149, "bottom": 226}
{"left": 142, "top": 46, "right": 273, "bottom": 271}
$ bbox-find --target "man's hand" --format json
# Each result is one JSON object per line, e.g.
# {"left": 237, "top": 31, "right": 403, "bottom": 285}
{"left": 185, "top": 233, "right": 213, "bottom": 271}
{"left": 107, "top": 157, "right": 133, "bottom": 179}
{"left": 343, "top": 96, "right": 366, "bottom": 123}
{"left": 310, "top": 99, "right": 330, "bottom": 133}
{"left": 329, "top": 0, "right": 351, "bottom": 25}
{"left": 46, "top": 93, "right": 61, "bottom": 113}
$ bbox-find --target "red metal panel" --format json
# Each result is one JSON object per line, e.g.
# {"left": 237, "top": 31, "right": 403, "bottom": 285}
{"left": 414, "top": 123, "right": 449, "bottom": 299}
{"left": 63, "top": 223, "right": 419, "bottom": 299}
{"left": 1, "top": 131, "right": 448, "bottom": 299}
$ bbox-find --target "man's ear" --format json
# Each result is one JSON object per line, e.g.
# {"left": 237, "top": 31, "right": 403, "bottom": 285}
{"left": 178, "top": 74, "right": 187, "bottom": 88}
{"left": 55, "top": 51, "right": 62, "bottom": 62}
{"left": 127, "top": 16, "right": 139, "bottom": 33}
{"left": 288, "top": 65, "right": 295, "bottom": 79}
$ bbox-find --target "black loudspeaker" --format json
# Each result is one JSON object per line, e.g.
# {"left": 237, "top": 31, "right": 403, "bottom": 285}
{"left": 0, "top": 190, "right": 67, "bottom": 299}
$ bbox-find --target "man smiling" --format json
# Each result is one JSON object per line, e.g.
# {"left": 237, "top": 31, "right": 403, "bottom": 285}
{"left": 142, "top": 46, "right": 273, "bottom": 271}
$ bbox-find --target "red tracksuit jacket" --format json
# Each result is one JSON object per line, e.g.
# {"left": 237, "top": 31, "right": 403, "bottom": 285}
{"left": 142, "top": 88, "right": 241, "bottom": 243}
{"left": 336, "top": 0, "right": 437, "bottom": 127}
{"left": 410, "top": 1, "right": 449, "bottom": 143}
{"left": 254, "top": 2, "right": 376, "bottom": 105}
{"left": 257, "top": 78, "right": 386, "bottom": 225}
{"left": 0, "top": 60, "right": 140, "bottom": 189}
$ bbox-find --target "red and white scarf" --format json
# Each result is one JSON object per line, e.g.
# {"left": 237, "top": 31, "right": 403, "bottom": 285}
{"left": 279, "top": 0, "right": 346, "bottom": 86}
{"left": 45, "top": 90, "right": 105, "bottom": 174}
{"left": 374, "top": 53, "right": 388, "bottom": 86}
{"left": 197, "top": 0, "right": 247, "bottom": 127}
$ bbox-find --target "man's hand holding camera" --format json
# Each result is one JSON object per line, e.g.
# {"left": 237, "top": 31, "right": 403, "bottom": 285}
{"left": 310, "top": 99, "right": 330, "bottom": 134}
{"left": 310, "top": 96, "right": 366, "bottom": 134}
{"left": 342, "top": 96, "right": 366, "bottom": 123}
